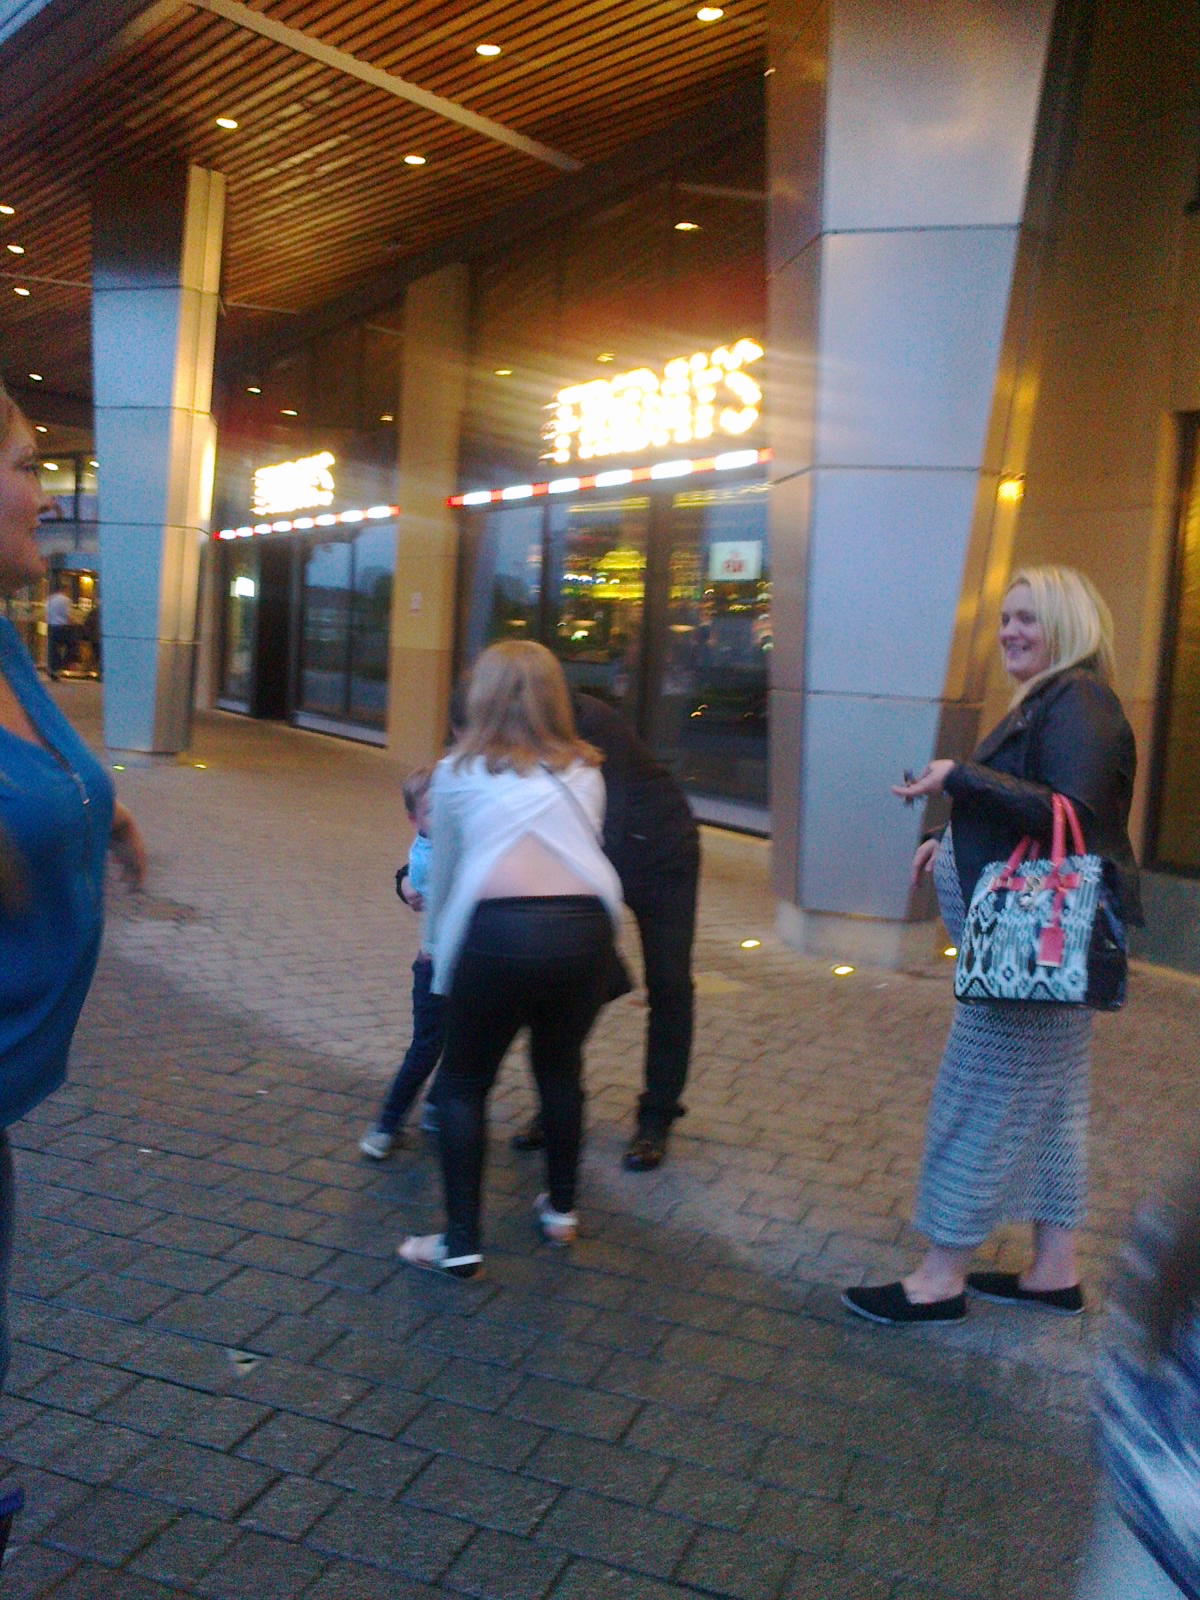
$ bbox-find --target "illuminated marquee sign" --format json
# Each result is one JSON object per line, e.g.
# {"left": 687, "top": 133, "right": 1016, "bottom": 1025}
{"left": 252, "top": 451, "right": 336, "bottom": 517}
{"left": 545, "top": 339, "right": 764, "bottom": 465}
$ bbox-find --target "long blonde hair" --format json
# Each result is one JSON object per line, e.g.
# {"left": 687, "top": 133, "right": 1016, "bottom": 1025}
{"left": 1005, "top": 565, "right": 1116, "bottom": 704}
{"left": 451, "top": 641, "right": 601, "bottom": 774}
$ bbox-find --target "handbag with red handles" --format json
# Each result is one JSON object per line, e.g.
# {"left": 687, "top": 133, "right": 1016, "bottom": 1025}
{"left": 954, "top": 793, "right": 1127, "bottom": 1009}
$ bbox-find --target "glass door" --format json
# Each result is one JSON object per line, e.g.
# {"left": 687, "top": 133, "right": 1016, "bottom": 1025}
{"left": 645, "top": 482, "right": 770, "bottom": 804}
{"left": 545, "top": 495, "right": 649, "bottom": 717}
{"left": 296, "top": 525, "right": 397, "bottom": 737}
{"left": 219, "top": 543, "right": 258, "bottom": 710}
{"left": 298, "top": 538, "right": 353, "bottom": 720}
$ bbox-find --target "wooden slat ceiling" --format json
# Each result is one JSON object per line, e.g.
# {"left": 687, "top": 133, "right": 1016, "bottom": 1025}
{"left": 0, "top": 0, "right": 765, "bottom": 421}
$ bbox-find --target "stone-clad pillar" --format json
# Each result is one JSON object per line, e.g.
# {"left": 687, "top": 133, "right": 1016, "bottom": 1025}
{"left": 387, "top": 263, "right": 470, "bottom": 768}
{"left": 92, "top": 161, "right": 224, "bottom": 753}
{"left": 767, "top": 0, "right": 1075, "bottom": 965}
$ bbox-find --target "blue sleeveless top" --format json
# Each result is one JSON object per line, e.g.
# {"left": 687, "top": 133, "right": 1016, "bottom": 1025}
{"left": 0, "top": 617, "right": 113, "bottom": 1125}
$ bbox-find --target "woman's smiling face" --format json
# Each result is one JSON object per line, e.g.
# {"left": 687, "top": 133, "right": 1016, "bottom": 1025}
{"left": 998, "top": 582, "right": 1052, "bottom": 682}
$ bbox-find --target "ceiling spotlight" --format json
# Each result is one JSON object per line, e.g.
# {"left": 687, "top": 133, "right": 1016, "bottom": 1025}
{"left": 280, "top": 407, "right": 298, "bottom": 416}
{"left": 494, "top": 367, "right": 513, "bottom": 377}
{"left": 88, "top": 458, "right": 98, "bottom": 467}
{"left": 28, "top": 372, "right": 42, "bottom": 382}
{"left": 245, "top": 385, "right": 262, "bottom": 394}
{"left": 42, "top": 460, "right": 58, "bottom": 470}
{"left": 696, "top": 5, "right": 724, "bottom": 18}
{"left": 832, "top": 964, "right": 855, "bottom": 977}
{"left": 475, "top": 42, "right": 501, "bottom": 56}
{"left": 739, "top": 938, "right": 761, "bottom": 949}
{"left": 404, "top": 154, "right": 427, "bottom": 166}
{"left": 674, "top": 220, "right": 701, "bottom": 231}
{"left": 13, "top": 286, "right": 29, "bottom": 296}
{"left": 215, "top": 116, "right": 239, "bottom": 130}
{"left": 0, "top": 205, "right": 13, "bottom": 216}
{"left": 596, "top": 353, "right": 615, "bottom": 364}
{"left": 379, "top": 413, "right": 394, "bottom": 422}
{"left": 6, "top": 245, "right": 23, "bottom": 255}
{"left": 34, "top": 424, "right": 47, "bottom": 434}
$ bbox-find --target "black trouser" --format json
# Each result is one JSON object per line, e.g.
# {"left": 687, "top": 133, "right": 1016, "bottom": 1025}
{"left": 439, "top": 896, "right": 612, "bottom": 1257}
{"left": 377, "top": 956, "right": 446, "bottom": 1135}
{"left": 624, "top": 856, "right": 699, "bottom": 1127}
{"left": 47, "top": 626, "right": 71, "bottom": 677}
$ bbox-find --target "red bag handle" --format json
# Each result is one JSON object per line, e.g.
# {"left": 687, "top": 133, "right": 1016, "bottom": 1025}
{"left": 1053, "top": 793, "right": 1085, "bottom": 858}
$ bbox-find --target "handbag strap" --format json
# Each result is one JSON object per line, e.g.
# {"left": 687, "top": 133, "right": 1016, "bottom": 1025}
{"left": 541, "top": 762, "right": 603, "bottom": 847}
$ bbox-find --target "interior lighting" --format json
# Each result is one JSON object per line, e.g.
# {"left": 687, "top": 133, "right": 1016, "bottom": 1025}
{"left": 596, "top": 353, "right": 615, "bottom": 364}
{"left": 594, "top": 469, "right": 633, "bottom": 487}
{"left": 314, "top": 514, "right": 338, "bottom": 526}
{"left": 42, "top": 461, "right": 58, "bottom": 470}
{"left": 33, "top": 425, "right": 47, "bottom": 433}
{"left": 696, "top": 5, "right": 724, "bottom": 18}
{"left": 88, "top": 459, "right": 98, "bottom": 467}
{"left": 832, "top": 964, "right": 855, "bottom": 977}
{"left": 501, "top": 484, "right": 533, "bottom": 500}
{"left": 494, "top": 368, "right": 513, "bottom": 377}
{"left": 366, "top": 505, "right": 393, "bottom": 519}
{"left": 404, "top": 154, "right": 427, "bottom": 166}
{"left": 475, "top": 42, "right": 502, "bottom": 55}
{"left": 715, "top": 449, "right": 759, "bottom": 470}
{"left": 246, "top": 385, "right": 262, "bottom": 394}
{"left": 338, "top": 510, "right": 364, "bottom": 523}
{"left": 997, "top": 474, "right": 1025, "bottom": 504}
{"left": 6, "top": 244, "right": 23, "bottom": 255}
{"left": 112, "top": 763, "right": 125, "bottom": 771}
{"left": 548, "top": 477, "right": 581, "bottom": 494}
{"left": 0, "top": 205, "right": 13, "bottom": 216}
{"left": 740, "top": 938, "right": 761, "bottom": 949}
{"left": 12, "top": 286, "right": 28, "bottom": 295}
{"left": 252, "top": 450, "right": 335, "bottom": 516}
{"left": 461, "top": 491, "right": 493, "bottom": 506}
{"left": 943, "top": 946, "right": 958, "bottom": 958}
{"left": 674, "top": 221, "right": 701, "bottom": 231}
{"left": 293, "top": 517, "right": 315, "bottom": 529}
{"left": 215, "top": 116, "right": 239, "bottom": 129}
{"left": 650, "top": 460, "right": 692, "bottom": 479}
{"left": 27, "top": 372, "right": 42, "bottom": 382}
{"left": 271, "top": 520, "right": 292, "bottom": 533}
{"left": 379, "top": 413, "right": 394, "bottom": 422}
{"left": 446, "top": 447, "right": 773, "bottom": 507}
{"left": 280, "top": 407, "right": 298, "bottom": 416}
{"left": 193, "top": 761, "right": 208, "bottom": 769}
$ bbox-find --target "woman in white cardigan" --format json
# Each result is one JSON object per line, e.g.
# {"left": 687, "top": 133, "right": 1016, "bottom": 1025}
{"left": 399, "top": 641, "right": 622, "bottom": 1278}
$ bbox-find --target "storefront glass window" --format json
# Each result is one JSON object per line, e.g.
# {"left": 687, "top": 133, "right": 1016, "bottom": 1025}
{"left": 462, "top": 506, "right": 543, "bottom": 661}
{"left": 298, "top": 528, "right": 395, "bottom": 733}
{"left": 1152, "top": 417, "right": 1200, "bottom": 871}
{"left": 300, "top": 540, "right": 353, "bottom": 719}
{"left": 220, "top": 545, "right": 258, "bottom": 708}
{"left": 349, "top": 524, "right": 395, "bottom": 730}
{"left": 546, "top": 496, "right": 648, "bottom": 715}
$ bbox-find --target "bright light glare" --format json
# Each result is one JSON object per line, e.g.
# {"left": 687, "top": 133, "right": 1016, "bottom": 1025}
{"left": 494, "top": 368, "right": 513, "bottom": 376}
{"left": 28, "top": 372, "right": 42, "bottom": 381}
{"left": 462, "top": 491, "right": 492, "bottom": 506}
{"left": 501, "top": 484, "right": 533, "bottom": 500}
{"left": 832, "top": 964, "right": 855, "bottom": 977}
{"left": 715, "top": 449, "right": 759, "bottom": 470}
{"left": 232, "top": 576, "right": 256, "bottom": 599}
{"left": 0, "top": 205, "right": 14, "bottom": 216}
{"left": 650, "top": 460, "right": 692, "bottom": 479}
{"left": 674, "top": 221, "right": 700, "bottom": 231}
{"left": 740, "top": 938, "right": 761, "bottom": 949}
{"left": 246, "top": 385, "right": 261, "bottom": 394}
{"left": 12, "top": 287, "right": 28, "bottom": 296}
{"left": 475, "top": 42, "right": 501, "bottom": 55}
{"left": 696, "top": 6, "right": 724, "bottom": 18}
{"left": 943, "top": 946, "right": 958, "bottom": 958}
{"left": 6, "top": 244, "right": 23, "bottom": 255}
{"left": 594, "top": 470, "right": 633, "bottom": 487}
{"left": 366, "top": 505, "right": 393, "bottom": 519}
{"left": 997, "top": 475, "right": 1024, "bottom": 504}
{"left": 404, "top": 154, "right": 427, "bottom": 166}
{"left": 548, "top": 477, "right": 580, "bottom": 494}
{"left": 215, "top": 116, "right": 239, "bottom": 130}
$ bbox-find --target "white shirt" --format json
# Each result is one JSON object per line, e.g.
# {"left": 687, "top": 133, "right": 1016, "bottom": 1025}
{"left": 424, "top": 755, "right": 622, "bottom": 995}
{"left": 46, "top": 593, "right": 72, "bottom": 627}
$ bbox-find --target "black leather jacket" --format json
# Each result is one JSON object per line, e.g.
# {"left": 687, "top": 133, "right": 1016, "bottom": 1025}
{"left": 942, "top": 667, "right": 1143, "bottom": 926}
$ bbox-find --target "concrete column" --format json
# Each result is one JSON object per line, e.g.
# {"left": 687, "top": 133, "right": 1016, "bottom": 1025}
{"left": 767, "top": 0, "right": 1077, "bottom": 966}
{"left": 386, "top": 263, "right": 470, "bottom": 768}
{"left": 92, "top": 161, "right": 224, "bottom": 753}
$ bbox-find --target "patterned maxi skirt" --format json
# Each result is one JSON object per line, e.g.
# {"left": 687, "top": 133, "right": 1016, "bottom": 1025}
{"left": 912, "top": 828, "right": 1093, "bottom": 1248}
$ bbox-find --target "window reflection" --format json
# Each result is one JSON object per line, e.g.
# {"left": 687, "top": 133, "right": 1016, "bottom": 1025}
{"left": 220, "top": 546, "right": 257, "bottom": 708}
{"left": 547, "top": 497, "right": 647, "bottom": 713}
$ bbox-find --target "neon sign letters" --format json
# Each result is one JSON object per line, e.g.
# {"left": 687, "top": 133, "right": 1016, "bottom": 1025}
{"left": 252, "top": 451, "right": 336, "bottom": 517}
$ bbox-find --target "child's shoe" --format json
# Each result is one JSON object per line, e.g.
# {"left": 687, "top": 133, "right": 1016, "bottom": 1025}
{"left": 359, "top": 1128, "right": 397, "bottom": 1160}
{"left": 534, "top": 1192, "right": 577, "bottom": 1246}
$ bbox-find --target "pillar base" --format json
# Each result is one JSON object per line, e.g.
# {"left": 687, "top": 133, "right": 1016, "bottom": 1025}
{"left": 776, "top": 902, "right": 950, "bottom": 973}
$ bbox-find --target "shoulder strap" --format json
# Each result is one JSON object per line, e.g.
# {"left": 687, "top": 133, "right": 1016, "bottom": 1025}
{"left": 541, "top": 763, "right": 602, "bottom": 845}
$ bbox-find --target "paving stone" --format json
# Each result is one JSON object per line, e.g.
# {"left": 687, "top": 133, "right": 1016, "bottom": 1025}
{"left": 230, "top": 1357, "right": 369, "bottom": 1420}
{"left": 24, "top": 1359, "right": 138, "bottom": 1417}
{"left": 118, "top": 1439, "right": 279, "bottom": 1518}
{"left": 194, "top": 1530, "right": 329, "bottom": 1598}
{"left": 52, "top": 1271, "right": 180, "bottom": 1323}
{"left": 42, "top": 1485, "right": 176, "bottom": 1564}
{"left": 781, "top": 1557, "right": 894, "bottom": 1599}
{"left": 594, "top": 1353, "right": 726, "bottom": 1413}
{"left": 41, "top": 1561, "right": 184, "bottom": 1599}
{"left": 536, "top": 1490, "right": 692, "bottom": 1579}
{"left": 446, "top": 1527, "right": 569, "bottom": 1600}
{"left": 843, "top": 1454, "right": 943, "bottom": 1522}
{"left": 316, "top": 1431, "right": 427, "bottom": 1498}
{"left": 306, "top": 1494, "right": 474, "bottom": 1580}
{"left": 743, "top": 1486, "right": 849, "bottom": 1556}
{"left": 527, "top": 1432, "right": 672, "bottom": 1508}
{"left": 404, "top": 1400, "right": 546, "bottom": 1470}
{"left": 235, "top": 1413, "right": 346, "bottom": 1475}
{"left": 653, "top": 1463, "right": 759, "bottom": 1529}
{"left": 337, "top": 1385, "right": 426, "bottom": 1439}
{"left": 424, "top": 1356, "right": 525, "bottom": 1413}
{"left": 128, "top": 1512, "right": 242, "bottom": 1587}
{"left": 406, "top": 1453, "right": 560, "bottom": 1535}
{"left": 546, "top": 1561, "right": 684, "bottom": 1600}
{"left": 676, "top": 1526, "right": 795, "bottom": 1600}
{"left": 302, "top": 1562, "right": 445, "bottom": 1599}
{"left": 624, "top": 1405, "right": 763, "bottom": 1476}
{"left": 504, "top": 1376, "right": 641, "bottom": 1443}
{"left": 98, "top": 1378, "right": 269, "bottom": 1451}
{"left": 240, "top": 1475, "right": 345, "bottom": 1540}
{"left": 146, "top": 1291, "right": 274, "bottom": 1345}
{"left": 0, "top": 1542, "right": 79, "bottom": 1599}
{"left": 754, "top": 1437, "right": 853, "bottom": 1499}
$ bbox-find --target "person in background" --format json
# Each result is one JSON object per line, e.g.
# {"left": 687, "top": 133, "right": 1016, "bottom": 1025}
{"left": 843, "top": 566, "right": 1141, "bottom": 1326}
{"left": 359, "top": 765, "right": 445, "bottom": 1158}
{"left": 398, "top": 642, "right": 621, "bottom": 1277}
{"left": 45, "top": 581, "right": 72, "bottom": 679}
{"left": 510, "top": 690, "right": 701, "bottom": 1172}
{"left": 0, "top": 379, "right": 146, "bottom": 1548}
{"left": 1080, "top": 1155, "right": 1200, "bottom": 1599}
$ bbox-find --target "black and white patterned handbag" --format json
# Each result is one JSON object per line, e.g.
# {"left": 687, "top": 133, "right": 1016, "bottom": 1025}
{"left": 954, "top": 794, "right": 1127, "bottom": 1010}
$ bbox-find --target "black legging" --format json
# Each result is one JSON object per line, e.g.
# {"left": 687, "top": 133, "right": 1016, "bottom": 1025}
{"left": 438, "top": 896, "right": 612, "bottom": 1257}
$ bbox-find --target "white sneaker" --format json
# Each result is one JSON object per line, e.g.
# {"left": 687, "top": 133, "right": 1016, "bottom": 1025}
{"left": 534, "top": 1192, "right": 578, "bottom": 1246}
{"left": 358, "top": 1128, "right": 396, "bottom": 1160}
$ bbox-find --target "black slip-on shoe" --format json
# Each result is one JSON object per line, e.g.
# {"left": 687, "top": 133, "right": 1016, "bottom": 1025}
{"left": 841, "top": 1281, "right": 967, "bottom": 1325}
{"left": 965, "top": 1271, "right": 1084, "bottom": 1316}
{"left": 511, "top": 1115, "right": 546, "bottom": 1153}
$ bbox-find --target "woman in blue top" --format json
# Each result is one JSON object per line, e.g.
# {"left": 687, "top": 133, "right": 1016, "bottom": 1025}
{"left": 0, "top": 380, "right": 145, "bottom": 1406}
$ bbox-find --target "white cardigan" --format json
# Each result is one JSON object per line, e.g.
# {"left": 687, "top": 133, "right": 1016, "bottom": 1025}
{"left": 424, "top": 755, "right": 623, "bottom": 995}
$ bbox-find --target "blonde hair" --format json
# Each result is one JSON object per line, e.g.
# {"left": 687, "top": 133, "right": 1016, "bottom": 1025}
{"left": 1004, "top": 565, "right": 1116, "bottom": 704}
{"left": 0, "top": 379, "right": 23, "bottom": 453}
{"left": 451, "top": 641, "right": 601, "bottom": 774}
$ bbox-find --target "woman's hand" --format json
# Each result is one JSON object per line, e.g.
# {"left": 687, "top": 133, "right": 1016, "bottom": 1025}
{"left": 910, "top": 837, "right": 939, "bottom": 888}
{"left": 891, "top": 759, "right": 956, "bottom": 803}
{"left": 109, "top": 801, "right": 147, "bottom": 891}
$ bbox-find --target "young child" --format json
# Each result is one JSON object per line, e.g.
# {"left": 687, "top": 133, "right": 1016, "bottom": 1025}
{"left": 359, "top": 766, "right": 446, "bottom": 1159}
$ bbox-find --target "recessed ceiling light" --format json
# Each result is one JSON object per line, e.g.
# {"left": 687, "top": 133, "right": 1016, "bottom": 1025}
{"left": 245, "top": 385, "right": 262, "bottom": 394}
{"left": 404, "top": 154, "right": 427, "bottom": 166}
{"left": 0, "top": 205, "right": 13, "bottom": 216}
{"left": 89, "top": 458, "right": 98, "bottom": 467}
{"left": 34, "top": 424, "right": 47, "bottom": 434}
{"left": 13, "top": 286, "right": 29, "bottom": 296}
{"left": 42, "top": 461, "right": 58, "bottom": 471}
{"left": 6, "top": 245, "right": 23, "bottom": 255}
{"left": 596, "top": 353, "right": 615, "bottom": 363}
{"left": 280, "top": 407, "right": 298, "bottom": 416}
{"left": 696, "top": 6, "right": 724, "bottom": 19}
{"left": 379, "top": 413, "right": 394, "bottom": 422}
{"left": 494, "top": 367, "right": 513, "bottom": 377}
{"left": 28, "top": 373, "right": 42, "bottom": 382}
{"left": 215, "top": 116, "right": 239, "bottom": 130}
{"left": 674, "top": 220, "right": 701, "bottom": 231}
{"left": 475, "top": 42, "right": 501, "bottom": 56}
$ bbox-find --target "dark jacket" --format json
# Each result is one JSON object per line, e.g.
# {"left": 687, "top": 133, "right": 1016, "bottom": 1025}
{"left": 942, "top": 667, "right": 1144, "bottom": 926}
{"left": 571, "top": 693, "right": 699, "bottom": 887}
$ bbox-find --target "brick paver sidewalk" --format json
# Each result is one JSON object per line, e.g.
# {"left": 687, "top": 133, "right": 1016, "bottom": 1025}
{"left": 1, "top": 686, "right": 1197, "bottom": 1599}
